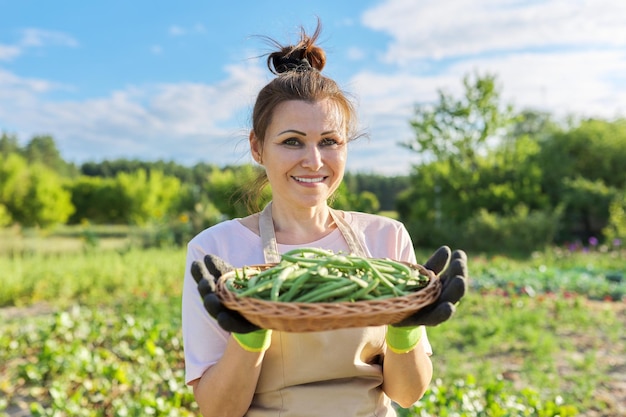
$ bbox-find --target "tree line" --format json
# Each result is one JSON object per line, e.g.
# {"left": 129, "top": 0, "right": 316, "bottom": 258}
{"left": 1, "top": 73, "right": 625, "bottom": 253}
{"left": 0, "top": 134, "right": 386, "bottom": 240}
{"left": 397, "top": 73, "right": 626, "bottom": 253}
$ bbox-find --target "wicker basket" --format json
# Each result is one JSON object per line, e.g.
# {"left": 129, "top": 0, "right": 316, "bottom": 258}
{"left": 215, "top": 262, "right": 441, "bottom": 332}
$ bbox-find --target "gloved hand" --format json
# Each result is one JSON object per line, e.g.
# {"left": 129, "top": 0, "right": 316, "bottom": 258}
{"left": 386, "top": 246, "right": 468, "bottom": 353}
{"left": 191, "top": 254, "right": 272, "bottom": 352}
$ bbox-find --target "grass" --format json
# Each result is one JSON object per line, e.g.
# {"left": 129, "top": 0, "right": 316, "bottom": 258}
{"left": 0, "top": 247, "right": 186, "bottom": 308}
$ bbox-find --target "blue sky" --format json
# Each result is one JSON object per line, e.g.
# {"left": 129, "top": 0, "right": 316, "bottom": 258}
{"left": 1, "top": 0, "right": 625, "bottom": 174}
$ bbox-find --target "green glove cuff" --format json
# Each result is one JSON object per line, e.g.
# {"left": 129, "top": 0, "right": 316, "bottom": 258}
{"left": 386, "top": 325, "right": 423, "bottom": 354}
{"left": 232, "top": 329, "right": 272, "bottom": 352}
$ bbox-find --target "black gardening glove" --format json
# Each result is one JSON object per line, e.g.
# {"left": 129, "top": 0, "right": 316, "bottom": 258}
{"left": 394, "top": 246, "right": 468, "bottom": 327}
{"left": 190, "top": 254, "right": 261, "bottom": 334}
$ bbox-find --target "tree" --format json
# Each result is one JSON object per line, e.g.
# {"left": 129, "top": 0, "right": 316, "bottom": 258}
{"left": 0, "top": 203, "right": 10, "bottom": 227}
{"left": 0, "top": 132, "right": 20, "bottom": 155}
{"left": 68, "top": 176, "right": 126, "bottom": 224}
{"left": 0, "top": 153, "right": 74, "bottom": 227}
{"left": 398, "top": 73, "right": 561, "bottom": 252}
{"left": 331, "top": 183, "right": 380, "bottom": 213}
{"left": 402, "top": 72, "right": 513, "bottom": 169}
{"left": 204, "top": 165, "right": 271, "bottom": 219}
{"left": 342, "top": 172, "right": 410, "bottom": 212}
{"left": 80, "top": 158, "right": 207, "bottom": 184}
{"left": 24, "top": 135, "right": 77, "bottom": 177}
{"left": 560, "top": 177, "right": 618, "bottom": 242}
{"left": 115, "top": 169, "right": 184, "bottom": 225}
{"left": 603, "top": 194, "right": 626, "bottom": 245}
{"left": 535, "top": 118, "right": 626, "bottom": 241}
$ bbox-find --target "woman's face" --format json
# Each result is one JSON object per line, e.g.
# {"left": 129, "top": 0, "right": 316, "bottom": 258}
{"left": 251, "top": 99, "right": 348, "bottom": 210}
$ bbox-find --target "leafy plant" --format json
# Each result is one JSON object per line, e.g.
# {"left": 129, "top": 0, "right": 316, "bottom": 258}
{"left": 1, "top": 301, "right": 197, "bottom": 416}
{"left": 398, "top": 376, "right": 579, "bottom": 417}
{"left": 1, "top": 245, "right": 624, "bottom": 415}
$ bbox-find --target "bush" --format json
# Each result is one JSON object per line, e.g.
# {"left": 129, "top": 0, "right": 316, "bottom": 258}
{"left": 603, "top": 193, "right": 626, "bottom": 245}
{"left": 0, "top": 204, "right": 11, "bottom": 227}
{"left": 398, "top": 376, "right": 579, "bottom": 417}
{"left": 458, "top": 205, "right": 562, "bottom": 254}
{"left": 0, "top": 154, "right": 74, "bottom": 227}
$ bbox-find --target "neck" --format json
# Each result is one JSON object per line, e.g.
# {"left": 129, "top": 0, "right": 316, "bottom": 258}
{"left": 270, "top": 201, "right": 336, "bottom": 245}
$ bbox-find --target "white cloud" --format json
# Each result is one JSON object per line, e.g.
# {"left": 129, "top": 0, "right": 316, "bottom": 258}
{"left": 0, "top": 68, "right": 58, "bottom": 96}
{"left": 343, "top": 71, "right": 451, "bottom": 173}
{"left": 454, "top": 49, "right": 626, "bottom": 118}
{"left": 351, "top": 71, "right": 454, "bottom": 115}
{"left": 0, "top": 44, "right": 21, "bottom": 61}
{"left": 338, "top": 0, "right": 626, "bottom": 173}
{"left": 362, "top": 0, "right": 626, "bottom": 63}
{"left": 346, "top": 47, "right": 366, "bottom": 61}
{"left": 352, "top": 49, "right": 626, "bottom": 121}
{"left": 19, "top": 28, "right": 79, "bottom": 48}
{"left": 3, "top": 4, "right": 626, "bottom": 175}
{"left": 0, "top": 62, "right": 266, "bottom": 164}
{"left": 169, "top": 25, "right": 186, "bottom": 36}
{"left": 344, "top": 48, "right": 626, "bottom": 173}
{"left": 0, "top": 29, "right": 78, "bottom": 62}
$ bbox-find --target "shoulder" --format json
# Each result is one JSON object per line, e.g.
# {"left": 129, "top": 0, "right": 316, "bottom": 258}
{"left": 188, "top": 219, "right": 243, "bottom": 245}
{"left": 186, "top": 218, "right": 264, "bottom": 267}
{"left": 339, "top": 211, "right": 414, "bottom": 261}
{"left": 342, "top": 211, "right": 407, "bottom": 234}
{"left": 187, "top": 219, "right": 253, "bottom": 256}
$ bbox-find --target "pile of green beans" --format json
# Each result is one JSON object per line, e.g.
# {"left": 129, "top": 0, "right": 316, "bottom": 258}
{"left": 226, "top": 248, "right": 430, "bottom": 303}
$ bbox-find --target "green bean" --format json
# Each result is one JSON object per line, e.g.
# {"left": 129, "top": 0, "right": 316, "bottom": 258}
{"left": 247, "top": 263, "right": 290, "bottom": 287}
{"left": 278, "top": 271, "right": 313, "bottom": 302}
{"left": 270, "top": 265, "right": 298, "bottom": 301}
{"left": 334, "top": 279, "right": 379, "bottom": 302}
{"left": 360, "top": 258, "right": 402, "bottom": 296}
{"left": 372, "top": 260, "right": 412, "bottom": 279}
{"left": 347, "top": 275, "right": 370, "bottom": 289}
{"left": 293, "top": 281, "right": 359, "bottom": 303}
{"left": 225, "top": 248, "right": 429, "bottom": 303}
{"left": 229, "top": 279, "right": 273, "bottom": 297}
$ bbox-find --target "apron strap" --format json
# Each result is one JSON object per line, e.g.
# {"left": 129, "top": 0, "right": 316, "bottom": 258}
{"left": 259, "top": 202, "right": 281, "bottom": 263}
{"left": 259, "top": 202, "right": 367, "bottom": 263}
{"left": 328, "top": 208, "right": 368, "bottom": 257}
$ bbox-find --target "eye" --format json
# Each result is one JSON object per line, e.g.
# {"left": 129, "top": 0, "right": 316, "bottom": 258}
{"left": 282, "top": 137, "right": 302, "bottom": 147}
{"left": 320, "top": 137, "right": 342, "bottom": 147}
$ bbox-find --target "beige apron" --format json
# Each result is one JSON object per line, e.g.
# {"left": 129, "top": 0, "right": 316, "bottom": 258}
{"left": 247, "top": 203, "right": 395, "bottom": 417}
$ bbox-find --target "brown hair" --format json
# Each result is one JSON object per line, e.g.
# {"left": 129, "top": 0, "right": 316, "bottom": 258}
{"left": 243, "top": 20, "right": 361, "bottom": 213}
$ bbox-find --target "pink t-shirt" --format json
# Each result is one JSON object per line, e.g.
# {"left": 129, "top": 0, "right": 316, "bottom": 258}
{"left": 182, "top": 211, "right": 432, "bottom": 385}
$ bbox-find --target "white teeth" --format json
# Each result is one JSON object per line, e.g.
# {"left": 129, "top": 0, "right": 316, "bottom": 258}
{"left": 294, "top": 176, "right": 325, "bottom": 183}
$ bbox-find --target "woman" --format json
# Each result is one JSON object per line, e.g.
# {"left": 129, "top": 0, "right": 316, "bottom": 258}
{"left": 182, "top": 22, "right": 467, "bottom": 417}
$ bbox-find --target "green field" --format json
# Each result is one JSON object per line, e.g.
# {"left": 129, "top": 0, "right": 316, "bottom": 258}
{"left": 0, "top": 232, "right": 624, "bottom": 416}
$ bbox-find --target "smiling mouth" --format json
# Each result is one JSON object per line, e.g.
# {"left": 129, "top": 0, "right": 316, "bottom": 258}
{"left": 292, "top": 176, "right": 327, "bottom": 183}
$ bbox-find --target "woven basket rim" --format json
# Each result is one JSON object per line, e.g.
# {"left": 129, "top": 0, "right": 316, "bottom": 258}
{"left": 215, "top": 260, "right": 441, "bottom": 331}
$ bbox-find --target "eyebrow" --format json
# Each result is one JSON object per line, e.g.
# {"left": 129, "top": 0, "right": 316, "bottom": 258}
{"left": 277, "top": 129, "right": 338, "bottom": 136}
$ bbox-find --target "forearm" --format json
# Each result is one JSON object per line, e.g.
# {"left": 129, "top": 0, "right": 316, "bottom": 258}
{"left": 382, "top": 339, "right": 433, "bottom": 408}
{"left": 192, "top": 337, "right": 265, "bottom": 417}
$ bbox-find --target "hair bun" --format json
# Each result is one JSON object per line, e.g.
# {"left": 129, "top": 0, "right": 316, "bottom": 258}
{"left": 266, "top": 21, "right": 326, "bottom": 75}
{"left": 270, "top": 55, "right": 313, "bottom": 74}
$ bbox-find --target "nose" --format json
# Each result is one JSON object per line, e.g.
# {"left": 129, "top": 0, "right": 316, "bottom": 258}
{"left": 301, "top": 145, "right": 323, "bottom": 170}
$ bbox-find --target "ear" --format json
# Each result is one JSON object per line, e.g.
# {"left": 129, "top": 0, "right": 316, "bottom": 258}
{"left": 249, "top": 130, "right": 263, "bottom": 164}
